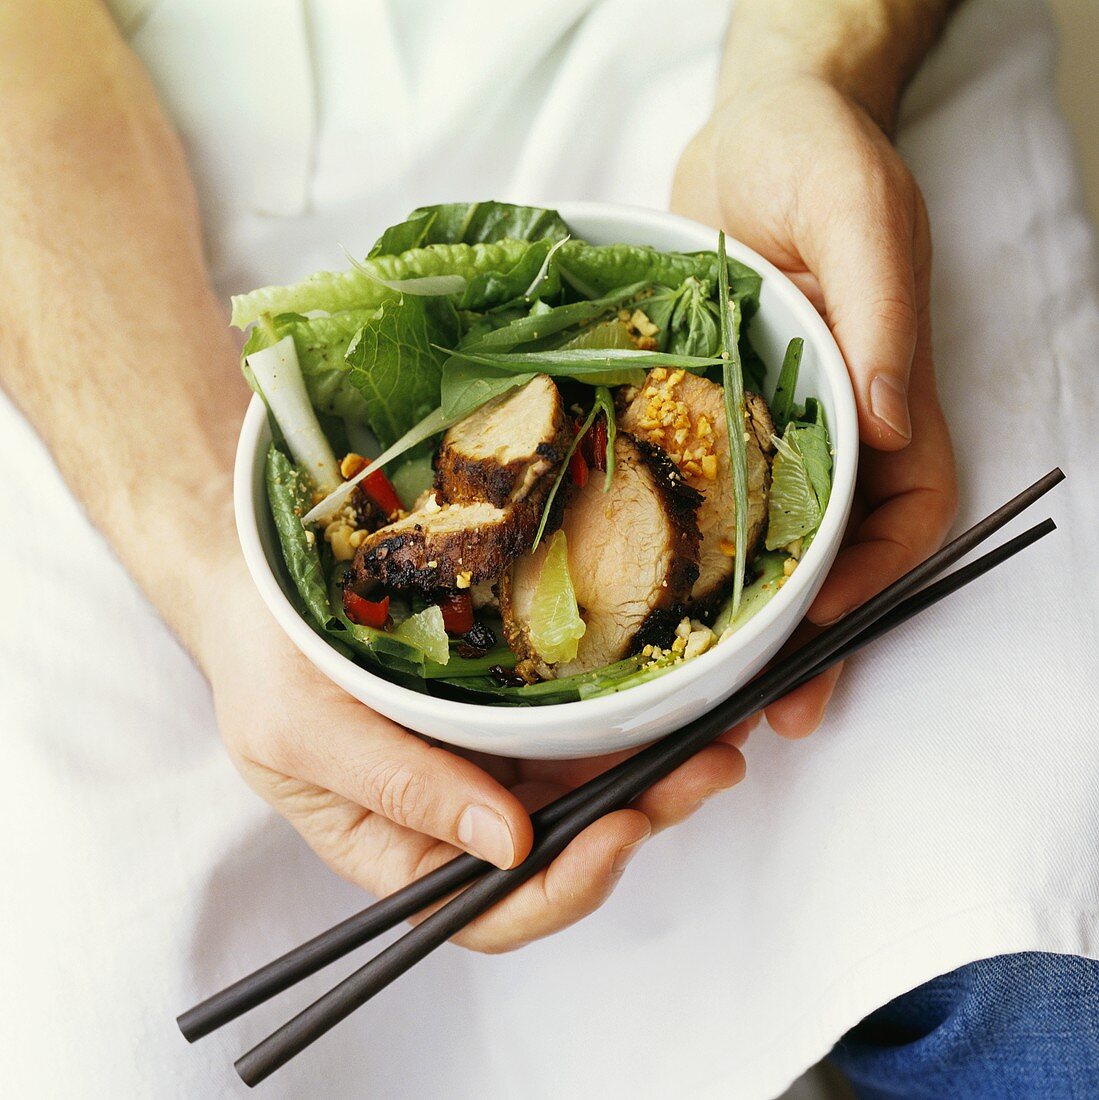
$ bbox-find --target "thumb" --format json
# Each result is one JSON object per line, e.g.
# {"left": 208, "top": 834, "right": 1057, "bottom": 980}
{"left": 806, "top": 192, "right": 919, "bottom": 450}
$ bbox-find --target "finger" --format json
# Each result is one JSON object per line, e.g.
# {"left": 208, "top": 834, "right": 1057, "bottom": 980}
{"left": 451, "top": 809, "right": 652, "bottom": 953}
{"left": 718, "top": 713, "right": 761, "bottom": 749}
{"left": 520, "top": 736, "right": 747, "bottom": 831}
{"left": 808, "top": 313, "right": 956, "bottom": 624}
{"left": 803, "top": 163, "right": 920, "bottom": 450}
{"left": 628, "top": 742, "right": 746, "bottom": 831}
{"left": 764, "top": 664, "right": 843, "bottom": 739}
{"left": 261, "top": 694, "right": 532, "bottom": 869}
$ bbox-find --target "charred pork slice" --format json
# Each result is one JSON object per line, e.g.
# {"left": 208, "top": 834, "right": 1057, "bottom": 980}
{"left": 501, "top": 433, "right": 702, "bottom": 680}
{"left": 620, "top": 369, "right": 772, "bottom": 608}
{"left": 353, "top": 375, "right": 568, "bottom": 591}
{"left": 351, "top": 495, "right": 539, "bottom": 590}
{"left": 434, "top": 373, "right": 570, "bottom": 507}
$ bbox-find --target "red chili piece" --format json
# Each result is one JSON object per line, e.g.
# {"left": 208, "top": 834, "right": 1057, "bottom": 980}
{"left": 569, "top": 450, "right": 589, "bottom": 488}
{"left": 343, "top": 590, "right": 390, "bottom": 628}
{"left": 361, "top": 469, "right": 403, "bottom": 518}
{"left": 437, "top": 592, "right": 474, "bottom": 635}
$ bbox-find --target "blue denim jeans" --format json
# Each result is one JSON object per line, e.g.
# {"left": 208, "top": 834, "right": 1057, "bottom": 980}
{"left": 830, "top": 953, "right": 1099, "bottom": 1098}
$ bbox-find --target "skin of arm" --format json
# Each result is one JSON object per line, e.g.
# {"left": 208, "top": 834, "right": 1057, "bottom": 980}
{"left": 0, "top": 0, "right": 750, "bottom": 952}
{"left": 672, "top": 0, "right": 960, "bottom": 735}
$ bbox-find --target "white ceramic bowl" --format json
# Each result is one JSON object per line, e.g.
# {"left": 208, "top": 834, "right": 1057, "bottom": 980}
{"left": 234, "top": 202, "right": 857, "bottom": 759}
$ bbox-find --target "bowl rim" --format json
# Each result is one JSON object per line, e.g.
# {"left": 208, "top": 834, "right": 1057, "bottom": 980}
{"left": 233, "top": 200, "right": 858, "bottom": 730}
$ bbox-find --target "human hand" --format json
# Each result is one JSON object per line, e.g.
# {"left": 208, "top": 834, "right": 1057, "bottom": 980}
{"left": 672, "top": 72, "right": 957, "bottom": 736}
{"left": 198, "top": 558, "right": 750, "bottom": 953}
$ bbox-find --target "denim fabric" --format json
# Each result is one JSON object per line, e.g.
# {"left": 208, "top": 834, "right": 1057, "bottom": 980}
{"left": 830, "top": 953, "right": 1099, "bottom": 1099}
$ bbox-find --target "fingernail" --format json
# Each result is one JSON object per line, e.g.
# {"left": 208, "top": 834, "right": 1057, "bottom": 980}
{"left": 869, "top": 374, "right": 912, "bottom": 440}
{"left": 612, "top": 832, "right": 650, "bottom": 875}
{"left": 457, "top": 805, "right": 515, "bottom": 868}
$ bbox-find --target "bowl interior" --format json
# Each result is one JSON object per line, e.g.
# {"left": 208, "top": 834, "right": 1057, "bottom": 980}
{"left": 235, "top": 202, "right": 857, "bottom": 756}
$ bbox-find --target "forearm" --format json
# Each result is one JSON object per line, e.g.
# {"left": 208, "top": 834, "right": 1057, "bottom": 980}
{"left": 0, "top": 1, "right": 246, "bottom": 663}
{"left": 722, "top": 0, "right": 959, "bottom": 130}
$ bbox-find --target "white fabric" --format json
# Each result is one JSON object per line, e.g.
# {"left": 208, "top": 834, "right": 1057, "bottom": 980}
{"left": 3, "top": 1, "right": 1098, "bottom": 1097}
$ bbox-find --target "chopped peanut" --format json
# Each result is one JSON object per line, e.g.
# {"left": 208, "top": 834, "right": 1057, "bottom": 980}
{"left": 455, "top": 570, "right": 472, "bottom": 589}
{"left": 340, "top": 452, "right": 368, "bottom": 480}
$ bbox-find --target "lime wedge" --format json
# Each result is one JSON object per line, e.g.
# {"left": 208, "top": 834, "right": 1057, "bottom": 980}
{"left": 393, "top": 605, "right": 450, "bottom": 665}
{"left": 528, "top": 530, "right": 586, "bottom": 664}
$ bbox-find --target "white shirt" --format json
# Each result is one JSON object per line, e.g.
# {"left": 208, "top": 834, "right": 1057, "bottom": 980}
{"left": 3, "top": 1, "right": 1097, "bottom": 1097}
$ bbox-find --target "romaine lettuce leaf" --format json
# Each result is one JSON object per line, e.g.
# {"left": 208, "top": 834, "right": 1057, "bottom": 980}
{"left": 243, "top": 310, "right": 377, "bottom": 422}
{"left": 405, "top": 201, "right": 571, "bottom": 246}
{"left": 368, "top": 210, "right": 436, "bottom": 258}
{"left": 231, "top": 239, "right": 532, "bottom": 327}
{"left": 765, "top": 420, "right": 832, "bottom": 550}
{"left": 557, "top": 241, "right": 761, "bottom": 307}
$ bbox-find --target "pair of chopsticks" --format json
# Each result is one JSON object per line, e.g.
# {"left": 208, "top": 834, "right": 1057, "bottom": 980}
{"left": 179, "top": 469, "right": 1064, "bottom": 1087}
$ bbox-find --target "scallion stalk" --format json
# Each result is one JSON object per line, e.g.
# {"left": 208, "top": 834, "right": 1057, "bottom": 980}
{"left": 717, "top": 232, "right": 749, "bottom": 617}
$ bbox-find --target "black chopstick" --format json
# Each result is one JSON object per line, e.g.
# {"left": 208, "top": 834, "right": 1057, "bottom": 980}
{"left": 228, "top": 476, "right": 1061, "bottom": 1085}
{"left": 179, "top": 470, "right": 1062, "bottom": 1045}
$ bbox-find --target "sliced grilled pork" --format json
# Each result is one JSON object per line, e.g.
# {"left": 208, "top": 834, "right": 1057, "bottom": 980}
{"left": 351, "top": 494, "right": 537, "bottom": 590}
{"left": 353, "top": 374, "right": 568, "bottom": 591}
{"left": 619, "top": 369, "right": 772, "bottom": 609}
{"left": 435, "top": 373, "right": 570, "bottom": 507}
{"left": 501, "top": 433, "right": 702, "bottom": 680}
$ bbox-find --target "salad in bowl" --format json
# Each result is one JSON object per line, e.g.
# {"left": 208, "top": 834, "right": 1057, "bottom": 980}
{"left": 233, "top": 201, "right": 855, "bottom": 755}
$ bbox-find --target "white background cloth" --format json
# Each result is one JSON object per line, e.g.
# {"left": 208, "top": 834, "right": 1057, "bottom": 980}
{"left": 2, "top": 1, "right": 1098, "bottom": 1097}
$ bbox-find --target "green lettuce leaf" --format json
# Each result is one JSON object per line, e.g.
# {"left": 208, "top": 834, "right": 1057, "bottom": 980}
{"left": 791, "top": 420, "right": 832, "bottom": 515}
{"left": 368, "top": 210, "right": 436, "bottom": 258}
{"left": 461, "top": 282, "right": 650, "bottom": 352}
{"left": 242, "top": 310, "right": 377, "bottom": 422}
{"left": 231, "top": 239, "right": 532, "bottom": 327}
{"left": 557, "top": 241, "right": 761, "bottom": 306}
{"left": 345, "top": 296, "right": 459, "bottom": 448}
{"left": 407, "top": 201, "right": 571, "bottom": 246}
{"left": 765, "top": 420, "right": 832, "bottom": 550}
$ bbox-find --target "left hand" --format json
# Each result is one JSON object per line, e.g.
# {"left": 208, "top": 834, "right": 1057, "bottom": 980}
{"left": 672, "top": 73, "right": 958, "bottom": 736}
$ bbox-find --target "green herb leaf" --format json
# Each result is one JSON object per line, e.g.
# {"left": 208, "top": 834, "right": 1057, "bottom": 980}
{"left": 443, "top": 346, "right": 721, "bottom": 376}
{"left": 532, "top": 400, "right": 599, "bottom": 550}
{"left": 717, "top": 231, "right": 750, "bottom": 617}
{"left": 462, "top": 283, "right": 651, "bottom": 352}
{"left": 592, "top": 385, "right": 617, "bottom": 491}
{"left": 770, "top": 337, "right": 804, "bottom": 434}
{"left": 345, "top": 296, "right": 458, "bottom": 448}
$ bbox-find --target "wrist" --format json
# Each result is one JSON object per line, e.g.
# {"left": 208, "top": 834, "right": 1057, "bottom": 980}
{"left": 720, "top": 0, "right": 952, "bottom": 133}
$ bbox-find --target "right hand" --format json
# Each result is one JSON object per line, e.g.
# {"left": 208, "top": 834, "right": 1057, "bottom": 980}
{"left": 198, "top": 556, "right": 751, "bottom": 952}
